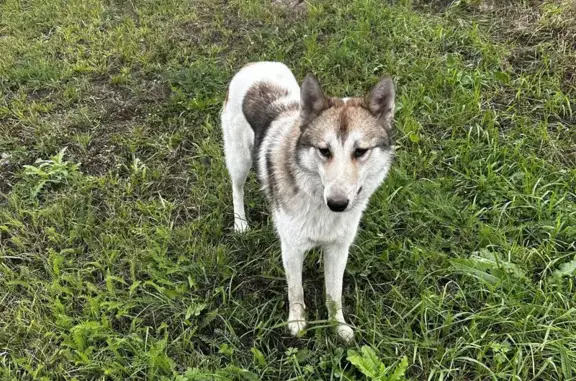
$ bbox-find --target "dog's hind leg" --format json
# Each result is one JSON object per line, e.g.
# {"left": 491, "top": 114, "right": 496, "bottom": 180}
{"left": 222, "top": 112, "right": 253, "bottom": 232}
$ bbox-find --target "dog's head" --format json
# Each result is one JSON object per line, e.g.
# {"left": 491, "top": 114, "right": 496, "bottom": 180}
{"left": 296, "top": 74, "right": 395, "bottom": 212}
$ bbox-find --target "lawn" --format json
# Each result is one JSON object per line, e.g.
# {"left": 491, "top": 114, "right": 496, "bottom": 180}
{"left": 1, "top": 0, "right": 575, "bottom": 379}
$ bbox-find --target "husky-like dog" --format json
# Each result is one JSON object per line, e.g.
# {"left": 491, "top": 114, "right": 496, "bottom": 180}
{"left": 221, "top": 62, "right": 395, "bottom": 342}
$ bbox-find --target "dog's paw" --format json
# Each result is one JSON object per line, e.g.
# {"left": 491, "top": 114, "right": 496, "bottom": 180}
{"left": 288, "top": 319, "right": 307, "bottom": 337}
{"left": 336, "top": 324, "right": 354, "bottom": 344}
{"left": 287, "top": 304, "right": 306, "bottom": 337}
{"left": 234, "top": 219, "right": 249, "bottom": 233}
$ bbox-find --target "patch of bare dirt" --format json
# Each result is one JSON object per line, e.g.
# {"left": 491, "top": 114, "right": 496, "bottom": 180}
{"left": 73, "top": 77, "right": 171, "bottom": 175}
{"left": 26, "top": 88, "right": 56, "bottom": 101}
{"left": 415, "top": 0, "right": 576, "bottom": 51}
{"left": 81, "top": 121, "right": 138, "bottom": 176}
{"left": 271, "top": 0, "right": 305, "bottom": 8}
{"left": 170, "top": 0, "right": 306, "bottom": 60}
{"left": 1, "top": 75, "right": 173, "bottom": 182}
{"left": 87, "top": 75, "right": 170, "bottom": 122}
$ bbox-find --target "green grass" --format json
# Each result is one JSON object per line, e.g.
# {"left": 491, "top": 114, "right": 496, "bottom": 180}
{"left": 1, "top": 0, "right": 576, "bottom": 379}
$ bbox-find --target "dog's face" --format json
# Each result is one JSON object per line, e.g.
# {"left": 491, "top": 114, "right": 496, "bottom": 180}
{"left": 296, "top": 74, "right": 395, "bottom": 212}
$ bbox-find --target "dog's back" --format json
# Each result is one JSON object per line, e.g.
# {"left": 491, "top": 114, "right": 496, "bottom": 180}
{"left": 223, "top": 62, "right": 300, "bottom": 147}
{"left": 221, "top": 62, "right": 300, "bottom": 231}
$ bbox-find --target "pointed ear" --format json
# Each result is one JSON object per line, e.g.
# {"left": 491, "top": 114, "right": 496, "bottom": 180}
{"left": 365, "top": 76, "right": 395, "bottom": 126}
{"left": 300, "top": 73, "right": 327, "bottom": 126}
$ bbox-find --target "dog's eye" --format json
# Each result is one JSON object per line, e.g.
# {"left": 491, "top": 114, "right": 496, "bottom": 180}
{"left": 353, "top": 148, "right": 368, "bottom": 159}
{"left": 318, "top": 147, "right": 331, "bottom": 158}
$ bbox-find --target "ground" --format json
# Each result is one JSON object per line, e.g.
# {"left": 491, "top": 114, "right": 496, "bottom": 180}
{"left": 1, "top": 0, "right": 576, "bottom": 380}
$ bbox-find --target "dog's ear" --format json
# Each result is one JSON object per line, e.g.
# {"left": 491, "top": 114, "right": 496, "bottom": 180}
{"left": 300, "top": 73, "right": 327, "bottom": 126}
{"left": 365, "top": 76, "right": 395, "bottom": 127}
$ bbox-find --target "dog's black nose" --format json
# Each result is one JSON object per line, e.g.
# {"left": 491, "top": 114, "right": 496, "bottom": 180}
{"left": 327, "top": 197, "right": 349, "bottom": 212}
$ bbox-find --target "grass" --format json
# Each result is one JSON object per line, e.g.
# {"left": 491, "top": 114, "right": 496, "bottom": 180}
{"left": 1, "top": 0, "right": 575, "bottom": 379}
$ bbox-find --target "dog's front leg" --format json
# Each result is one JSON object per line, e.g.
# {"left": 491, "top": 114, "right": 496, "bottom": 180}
{"left": 324, "top": 243, "right": 354, "bottom": 343}
{"left": 281, "top": 239, "right": 307, "bottom": 337}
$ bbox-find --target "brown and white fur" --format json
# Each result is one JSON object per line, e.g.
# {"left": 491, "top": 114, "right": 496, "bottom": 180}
{"left": 221, "top": 62, "right": 395, "bottom": 342}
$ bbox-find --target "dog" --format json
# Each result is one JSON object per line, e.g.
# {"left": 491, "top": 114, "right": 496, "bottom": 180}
{"left": 221, "top": 61, "right": 395, "bottom": 342}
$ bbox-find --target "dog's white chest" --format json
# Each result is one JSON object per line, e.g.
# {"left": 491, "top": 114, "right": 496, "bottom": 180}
{"left": 274, "top": 198, "right": 362, "bottom": 248}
